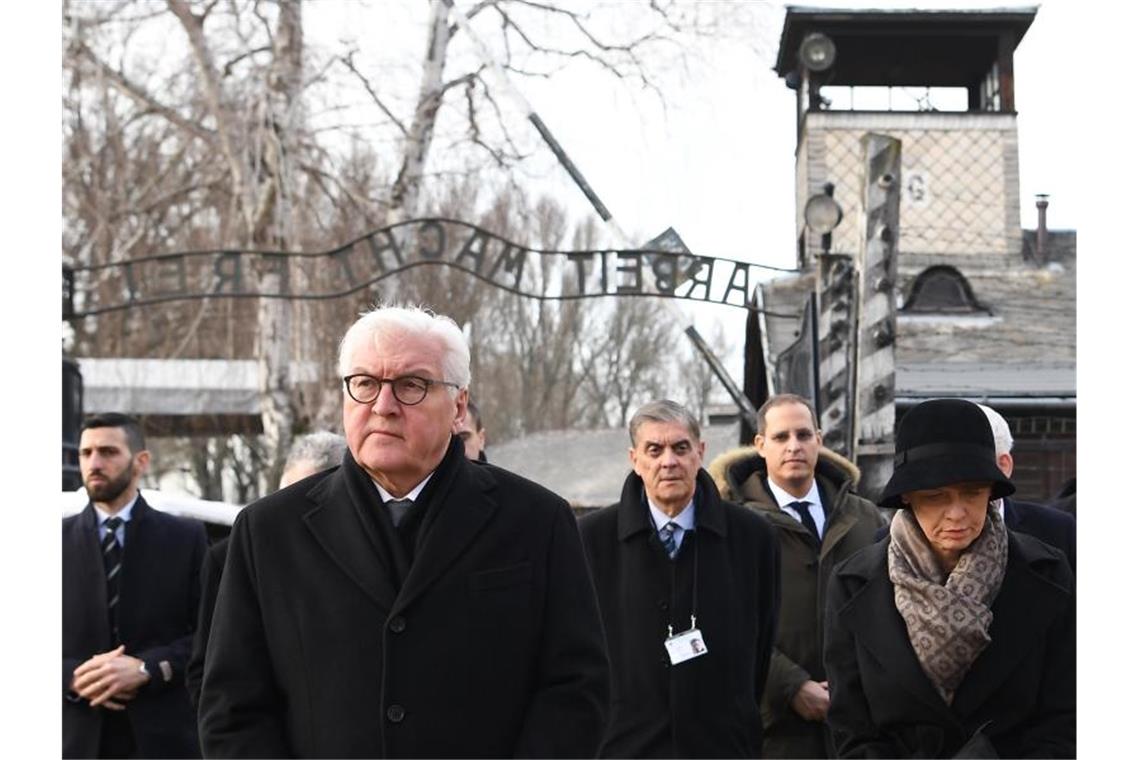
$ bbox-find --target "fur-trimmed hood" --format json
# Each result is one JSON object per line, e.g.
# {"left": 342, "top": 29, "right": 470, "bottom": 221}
{"left": 707, "top": 444, "right": 862, "bottom": 503}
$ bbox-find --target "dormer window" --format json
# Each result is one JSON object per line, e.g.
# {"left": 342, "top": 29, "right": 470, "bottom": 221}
{"left": 901, "top": 266, "right": 990, "bottom": 314}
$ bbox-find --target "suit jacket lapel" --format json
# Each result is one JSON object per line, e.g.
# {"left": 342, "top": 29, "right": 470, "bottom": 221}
{"left": 951, "top": 534, "right": 1070, "bottom": 717}
{"left": 73, "top": 504, "right": 112, "bottom": 649}
{"left": 839, "top": 545, "right": 960, "bottom": 725}
{"left": 118, "top": 498, "right": 153, "bottom": 636}
{"left": 394, "top": 461, "right": 497, "bottom": 614}
{"left": 303, "top": 472, "right": 398, "bottom": 612}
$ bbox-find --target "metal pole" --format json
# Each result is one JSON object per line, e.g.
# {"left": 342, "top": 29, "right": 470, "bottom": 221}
{"left": 445, "top": 0, "right": 628, "bottom": 244}
{"left": 684, "top": 325, "right": 758, "bottom": 435}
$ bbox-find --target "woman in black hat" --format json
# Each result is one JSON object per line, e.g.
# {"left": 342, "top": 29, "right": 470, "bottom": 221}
{"left": 822, "top": 398, "right": 1075, "bottom": 758}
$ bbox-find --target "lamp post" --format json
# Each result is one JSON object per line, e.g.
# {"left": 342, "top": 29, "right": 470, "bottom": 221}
{"left": 803, "top": 184, "right": 856, "bottom": 455}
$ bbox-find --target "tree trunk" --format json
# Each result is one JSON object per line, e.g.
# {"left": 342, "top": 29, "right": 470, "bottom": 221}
{"left": 254, "top": 0, "right": 303, "bottom": 491}
{"left": 387, "top": 0, "right": 450, "bottom": 224}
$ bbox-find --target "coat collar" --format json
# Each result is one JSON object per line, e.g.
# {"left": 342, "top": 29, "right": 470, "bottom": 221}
{"left": 949, "top": 531, "right": 1072, "bottom": 716}
{"left": 302, "top": 465, "right": 398, "bottom": 611}
{"left": 616, "top": 468, "right": 726, "bottom": 541}
{"left": 392, "top": 450, "right": 498, "bottom": 614}
{"left": 83, "top": 492, "right": 154, "bottom": 528}
{"left": 737, "top": 465, "right": 858, "bottom": 557}
{"left": 835, "top": 531, "right": 1072, "bottom": 721}
{"left": 835, "top": 540, "right": 959, "bottom": 723}
{"left": 302, "top": 440, "right": 499, "bottom": 615}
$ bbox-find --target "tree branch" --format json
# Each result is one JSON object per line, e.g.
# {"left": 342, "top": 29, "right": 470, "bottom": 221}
{"left": 340, "top": 52, "right": 409, "bottom": 136}
{"left": 68, "top": 41, "right": 216, "bottom": 144}
{"left": 221, "top": 45, "right": 271, "bottom": 76}
{"left": 166, "top": 0, "right": 249, "bottom": 217}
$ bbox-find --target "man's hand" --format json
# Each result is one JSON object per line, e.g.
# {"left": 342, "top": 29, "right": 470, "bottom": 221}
{"left": 71, "top": 645, "right": 151, "bottom": 708}
{"left": 790, "top": 679, "right": 830, "bottom": 722}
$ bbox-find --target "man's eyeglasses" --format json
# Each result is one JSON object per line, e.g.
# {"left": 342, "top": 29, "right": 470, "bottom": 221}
{"left": 343, "top": 374, "right": 460, "bottom": 406}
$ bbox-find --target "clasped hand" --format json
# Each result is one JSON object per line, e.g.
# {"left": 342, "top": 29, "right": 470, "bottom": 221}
{"left": 71, "top": 645, "right": 149, "bottom": 710}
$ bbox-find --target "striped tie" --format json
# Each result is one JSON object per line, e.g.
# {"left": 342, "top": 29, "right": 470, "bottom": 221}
{"left": 102, "top": 517, "right": 123, "bottom": 642}
{"left": 659, "top": 522, "right": 681, "bottom": 559}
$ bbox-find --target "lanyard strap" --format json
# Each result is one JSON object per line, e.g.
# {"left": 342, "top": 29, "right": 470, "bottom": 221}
{"left": 667, "top": 528, "right": 699, "bottom": 636}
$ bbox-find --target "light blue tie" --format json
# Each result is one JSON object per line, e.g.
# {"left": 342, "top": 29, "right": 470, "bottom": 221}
{"left": 659, "top": 522, "right": 681, "bottom": 559}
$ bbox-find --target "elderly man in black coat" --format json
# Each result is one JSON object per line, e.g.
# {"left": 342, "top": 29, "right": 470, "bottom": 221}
{"left": 198, "top": 305, "right": 609, "bottom": 758}
{"left": 579, "top": 399, "right": 781, "bottom": 758}
{"left": 976, "top": 403, "right": 1076, "bottom": 572}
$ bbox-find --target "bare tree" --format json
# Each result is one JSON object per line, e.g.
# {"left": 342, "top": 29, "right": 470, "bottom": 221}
{"left": 578, "top": 297, "right": 679, "bottom": 427}
{"left": 680, "top": 321, "right": 732, "bottom": 423}
{"left": 62, "top": 1, "right": 744, "bottom": 495}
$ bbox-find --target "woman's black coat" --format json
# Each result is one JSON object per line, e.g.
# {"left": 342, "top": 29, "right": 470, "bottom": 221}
{"left": 823, "top": 530, "right": 1075, "bottom": 758}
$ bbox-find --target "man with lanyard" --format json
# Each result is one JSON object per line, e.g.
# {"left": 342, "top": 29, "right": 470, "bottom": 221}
{"left": 579, "top": 399, "right": 781, "bottom": 757}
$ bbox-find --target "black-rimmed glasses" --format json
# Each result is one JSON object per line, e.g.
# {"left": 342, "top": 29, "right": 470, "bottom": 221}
{"left": 343, "top": 373, "right": 460, "bottom": 406}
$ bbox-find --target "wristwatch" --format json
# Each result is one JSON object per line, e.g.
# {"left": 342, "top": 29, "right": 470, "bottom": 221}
{"left": 138, "top": 661, "right": 150, "bottom": 680}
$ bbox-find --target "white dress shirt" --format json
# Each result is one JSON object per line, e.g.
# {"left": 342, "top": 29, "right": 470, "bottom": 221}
{"left": 94, "top": 493, "right": 139, "bottom": 547}
{"left": 767, "top": 477, "right": 825, "bottom": 540}
{"left": 647, "top": 497, "right": 696, "bottom": 553}
{"left": 373, "top": 472, "right": 434, "bottom": 504}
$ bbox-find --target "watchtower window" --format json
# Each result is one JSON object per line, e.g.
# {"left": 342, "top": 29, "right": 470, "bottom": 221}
{"left": 818, "top": 85, "right": 969, "bottom": 112}
{"left": 901, "top": 266, "right": 990, "bottom": 314}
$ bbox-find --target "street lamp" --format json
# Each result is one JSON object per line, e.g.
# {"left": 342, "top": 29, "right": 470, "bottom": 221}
{"left": 804, "top": 182, "right": 843, "bottom": 253}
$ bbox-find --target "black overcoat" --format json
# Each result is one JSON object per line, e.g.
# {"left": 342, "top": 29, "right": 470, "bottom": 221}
{"left": 198, "top": 443, "right": 610, "bottom": 758}
{"left": 1004, "top": 498, "right": 1076, "bottom": 573}
{"left": 62, "top": 496, "right": 206, "bottom": 759}
{"left": 578, "top": 469, "right": 781, "bottom": 758}
{"left": 823, "top": 531, "right": 1075, "bottom": 758}
{"left": 186, "top": 536, "right": 228, "bottom": 713}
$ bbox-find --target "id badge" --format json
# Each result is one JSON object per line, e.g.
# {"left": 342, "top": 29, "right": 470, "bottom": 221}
{"left": 664, "top": 627, "right": 708, "bottom": 665}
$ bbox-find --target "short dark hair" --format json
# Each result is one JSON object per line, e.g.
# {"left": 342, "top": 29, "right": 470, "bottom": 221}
{"left": 467, "top": 400, "right": 484, "bottom": 432}
{"left": 81, "top": 412, "right": 146, "bottom": 453}
{"left": 756, "top": 394, "right": 819, "bottom": 435}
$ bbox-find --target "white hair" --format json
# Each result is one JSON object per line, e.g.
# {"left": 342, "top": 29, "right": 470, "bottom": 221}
{"left": 975, "top": 403, "right": 1013, "bottom": 456}
{"left": 337, "top": 304, "right": 471, "bottom": 393}
{"left": 284, "top": 431, "right": 347, "bottom": 471}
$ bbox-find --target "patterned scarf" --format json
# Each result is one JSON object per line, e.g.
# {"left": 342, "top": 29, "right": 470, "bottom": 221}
{"left": 887, "top": 506, "right": 1008, "bottom": 704}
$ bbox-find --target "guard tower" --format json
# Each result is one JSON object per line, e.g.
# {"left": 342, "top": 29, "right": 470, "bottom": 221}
{"left": 753, "top": 6, "right": 1060, "bottom": 499}
{"left": 777, "top": 6, "right": 1037, "bottom": 267}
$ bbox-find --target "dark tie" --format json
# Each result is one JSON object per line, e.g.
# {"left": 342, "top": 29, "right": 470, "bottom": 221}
{"left": 387, "top": 499, "right": 414, "bottom": 527}
{"left": 102, "top": 517, "right": 123, "bottom": 642}
{"left": 788, "top": 501, "right": 822, "bottom": 546}
{"left": 659, "top": 522, "right": 681, "bottom": 559}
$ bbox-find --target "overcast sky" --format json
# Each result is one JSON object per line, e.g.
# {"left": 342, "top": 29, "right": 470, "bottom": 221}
{"left": 303, "top": 0, "right": 1096, "bottom": 375}
{"left": 314, "top": 0, "right": 1084, "bottom": 269}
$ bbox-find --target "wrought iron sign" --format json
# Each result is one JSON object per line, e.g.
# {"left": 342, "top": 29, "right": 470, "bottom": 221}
{"left": 63, "top": 218, "right": 797, "bottom": 318}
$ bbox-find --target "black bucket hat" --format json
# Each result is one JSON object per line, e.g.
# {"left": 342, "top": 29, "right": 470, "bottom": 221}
{"left": 879, "top": 398, "right": 1015, "bottom": 509}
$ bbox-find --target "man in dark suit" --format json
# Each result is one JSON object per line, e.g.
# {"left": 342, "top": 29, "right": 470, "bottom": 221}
{"left": 198, "top": 305, "right": 609, "bottom": 758}
{"left": 711, "top": 393, "right": 886, "bottom": 758}
{"left": 63, "top": 413, "right": 206, "bottom": 758}
{"left": 977, "top": 404, "right": 1076, "bottom": 571}
{"left": 578, "top": 399, "right": 781, "bottom": 757}
{"left": 185, "top": 431, "right": 347, "bottom": 713}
